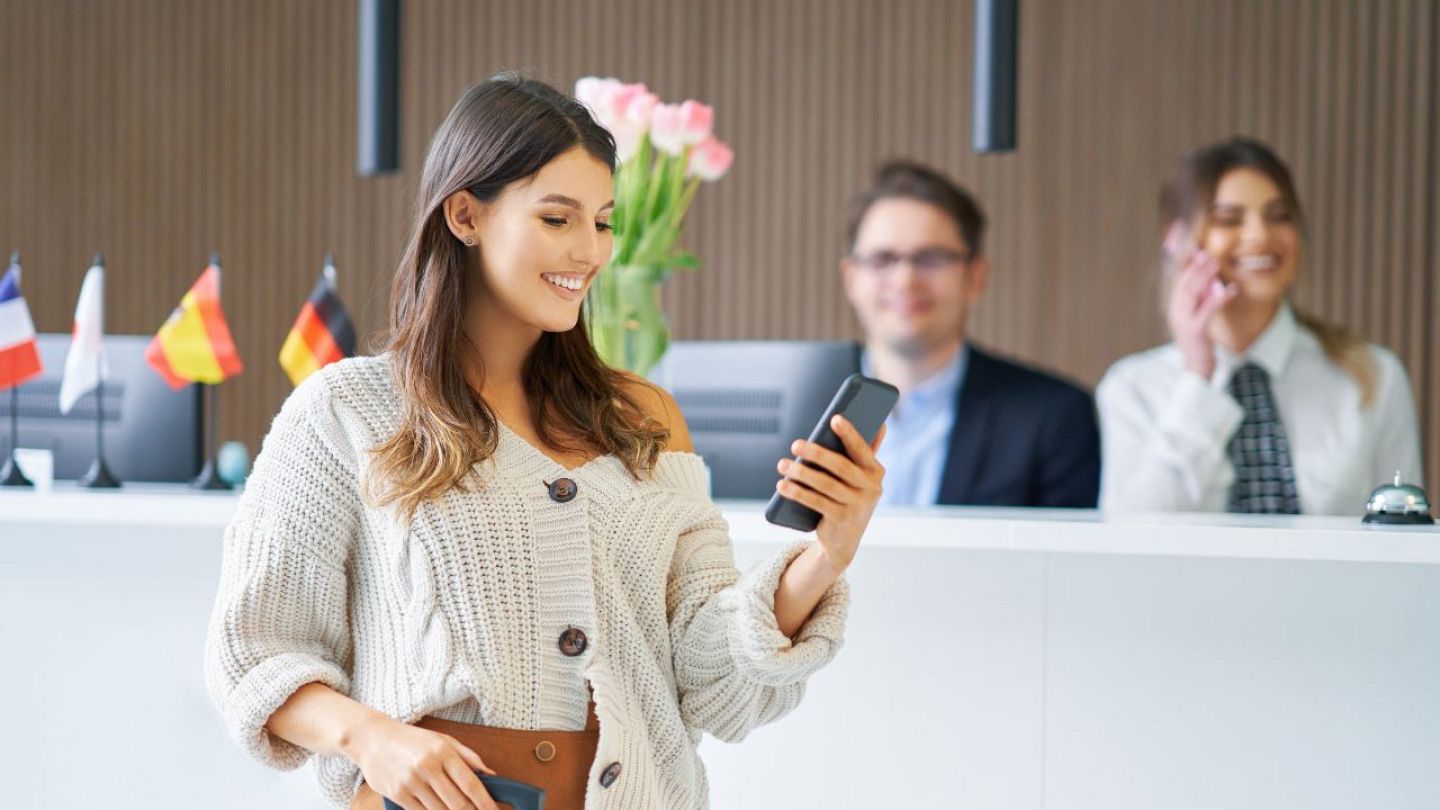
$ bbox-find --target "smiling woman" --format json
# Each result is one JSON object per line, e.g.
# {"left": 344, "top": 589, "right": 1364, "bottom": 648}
{"left": 446, "top": 153, "right": 615, "bottom": 334}
{"left": 1096, "top": 137, "right": 1423, "bottom": 517}
{"left": 202, "top": 72, "right": 879, "bottom": 810}
{"left": 368, "top": 78, "right": 657, "bottom": 519}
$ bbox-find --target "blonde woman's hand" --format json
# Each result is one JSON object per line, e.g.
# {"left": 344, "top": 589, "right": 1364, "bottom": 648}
{"left": 1164, "top": 223, "right": 1236, "bottom": 381}
{"left": 346, "top": 715, "right": 500, "bottom": 810}
{"left": 775, "top": 416, "right": 887, "bottom": 575}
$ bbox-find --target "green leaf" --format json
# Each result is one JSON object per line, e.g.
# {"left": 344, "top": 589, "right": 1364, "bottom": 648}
{"left": 670, "top": 252, "right": 701, "bottom": 270}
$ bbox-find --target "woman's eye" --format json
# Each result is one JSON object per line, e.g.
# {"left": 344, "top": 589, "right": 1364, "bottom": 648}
{"left": 542, "top": 216, "right": 567, "bottom": 227}
{"left": 596, "top": 222, "right": 613, "bottom": 232}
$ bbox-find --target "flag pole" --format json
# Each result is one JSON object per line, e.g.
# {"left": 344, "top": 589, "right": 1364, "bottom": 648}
{"left": 79, "top": 368, "right": 121, "bottom": 488}
{"left": 0, "top": 387, "right": 30, "bottom": 487}
{"left": 81, "top": 253, "right": 120, "bottom": 488}
{"left": 1, "top": 252, "right": 34, "bottom": 488}
{"left": 192, "top": 251, "right": 232, "bottom": 490}
{"left": 192, "top": 383, "right": 229, "bottom": 490}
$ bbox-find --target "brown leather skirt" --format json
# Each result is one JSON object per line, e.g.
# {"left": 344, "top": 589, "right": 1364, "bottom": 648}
{"left": 351, "top": 704, "right": 599, "bottom": 810}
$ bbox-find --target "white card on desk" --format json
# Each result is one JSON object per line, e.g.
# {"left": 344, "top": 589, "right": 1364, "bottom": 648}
{"left": 13, "top": 447, "right": 54, "bottom": 491}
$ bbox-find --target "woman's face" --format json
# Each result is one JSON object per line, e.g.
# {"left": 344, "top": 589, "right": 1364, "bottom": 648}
{"left": 1197, "top": 167, "right": 1301, "bottom": 307}
{"left": 468, "top": 146, "right": 615, "bottom": 334}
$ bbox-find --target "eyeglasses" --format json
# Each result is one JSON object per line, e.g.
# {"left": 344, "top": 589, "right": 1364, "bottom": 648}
{"left": 850, "top": 246, "right": 971, "bottom": 275}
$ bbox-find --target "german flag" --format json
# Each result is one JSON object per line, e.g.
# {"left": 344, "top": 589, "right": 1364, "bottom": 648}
{"left": 279, "top": 255, "right": 356, "bottom": 386}
{"left": 144, "top": 257, "right": 243, "bottom": 389}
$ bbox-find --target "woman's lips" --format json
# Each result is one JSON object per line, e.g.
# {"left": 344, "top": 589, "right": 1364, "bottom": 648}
{"left": 1233, "top": 254, "right": 1280, "bottom": 272}
{"left": 542, "top": 272, "right": 588, "bottom": 300}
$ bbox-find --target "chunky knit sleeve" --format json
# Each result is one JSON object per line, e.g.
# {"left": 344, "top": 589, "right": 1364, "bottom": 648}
{"left": 203, "top": 369, "right": 361, "bottom": 771}
{"left": 661, "top": 459, "right": 849, "bottom": 743}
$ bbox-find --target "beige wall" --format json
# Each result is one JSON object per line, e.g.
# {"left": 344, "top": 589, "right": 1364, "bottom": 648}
{"left": 2, "top": 0, "right": 1436, "bottom": 490}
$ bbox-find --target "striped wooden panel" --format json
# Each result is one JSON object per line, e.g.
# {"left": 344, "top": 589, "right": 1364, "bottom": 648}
{"left": 1, "top": 0, "right": 1435, "bottom": 492}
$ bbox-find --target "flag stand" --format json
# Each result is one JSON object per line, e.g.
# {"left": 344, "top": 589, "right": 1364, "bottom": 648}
{"left": 1, "top": 252, "right": 34, "bottom": 488}
{"left": 80, "top": 362, "right": 120, "bottom": 488}
{"left": 192, "top": 383, "right": 231, "bottom": 490}
{"left": 0, "top": 385, "right": 33, "bottom": 487}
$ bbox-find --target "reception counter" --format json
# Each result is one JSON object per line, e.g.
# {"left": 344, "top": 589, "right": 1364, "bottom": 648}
{"left": 3, "top": 485, "right": 1438, "bottom": 808}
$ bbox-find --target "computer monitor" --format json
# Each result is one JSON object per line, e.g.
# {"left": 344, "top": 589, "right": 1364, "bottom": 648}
{"left": 0, "top": 333, "right": 202, "bottom": 482}
{"left": 648, "top": 340, "right": 861, "bottom": 499}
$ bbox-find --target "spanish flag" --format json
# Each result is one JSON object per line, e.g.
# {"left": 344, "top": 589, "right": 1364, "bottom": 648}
{"left": 279, "top": 254, "right": 356, "bottom": 386}
{"left": 144, "top": 257, "right": 243, "bottom": 389}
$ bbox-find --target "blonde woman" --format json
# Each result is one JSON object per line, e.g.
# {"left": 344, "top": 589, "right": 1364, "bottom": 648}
{"left": 1098, "top": 137, "right": 1421, "bottom": 515}
{"left": 203, "top": 75, "right": 885, "bottom": 810}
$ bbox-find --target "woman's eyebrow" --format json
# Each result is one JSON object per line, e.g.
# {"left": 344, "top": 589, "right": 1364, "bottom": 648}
{"left": 536, "top": 193, "right": 615, "bottom": 212}
{"left": 536, "top": 193, "right": 582, "bottom": 209}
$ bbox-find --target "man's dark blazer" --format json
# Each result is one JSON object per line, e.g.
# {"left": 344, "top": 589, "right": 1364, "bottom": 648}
{"left": 865, "top": 345, "right": 1101, "bottom": 508}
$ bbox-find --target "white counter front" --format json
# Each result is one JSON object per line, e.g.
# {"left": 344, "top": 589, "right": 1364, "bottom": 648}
{"left": 3, "top": 485, "right": 1438, "bottom": 808}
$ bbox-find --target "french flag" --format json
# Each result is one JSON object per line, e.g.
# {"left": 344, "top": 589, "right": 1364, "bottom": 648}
{"left": 0, "top": 256, "right": 43, "bottom": 392}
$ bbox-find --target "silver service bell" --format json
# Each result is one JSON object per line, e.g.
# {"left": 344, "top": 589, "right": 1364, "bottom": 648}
{"left": 1362, "top": 471, "right": 1434, "bottom": 525}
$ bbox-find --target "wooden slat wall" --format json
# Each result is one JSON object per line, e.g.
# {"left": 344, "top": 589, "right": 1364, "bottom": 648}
{"left": 2, "top": 0, "right": 1437, "bottom": 490}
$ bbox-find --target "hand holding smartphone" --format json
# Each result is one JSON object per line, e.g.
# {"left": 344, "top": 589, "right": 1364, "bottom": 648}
{"left": 765, "top": 374, "right": 899, "bottom": 533}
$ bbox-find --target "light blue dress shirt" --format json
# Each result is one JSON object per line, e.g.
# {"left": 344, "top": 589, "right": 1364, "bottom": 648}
{"left": 861, "top": 345, "right": 969, "bottom": 507}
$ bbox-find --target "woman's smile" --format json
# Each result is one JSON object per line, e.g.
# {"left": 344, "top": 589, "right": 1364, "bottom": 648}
{"left": 1230, "top": 253, "right": 1282, "bottom": 274}
{"left": 542, "top": 271, "right": 590, "bottom": 300}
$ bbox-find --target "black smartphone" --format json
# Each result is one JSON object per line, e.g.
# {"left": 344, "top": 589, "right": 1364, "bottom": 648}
{"left": 765, "top": 373, "right": 899, "bottom": 533}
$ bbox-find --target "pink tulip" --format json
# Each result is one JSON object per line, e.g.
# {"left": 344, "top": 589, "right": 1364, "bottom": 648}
{"left": 576, "top": 78, "right": 656, "bottom": 163}
{"left": 611, "top": 89, "right": 657, "bottom": 162}
{"left": 653, "top": 101, "right": 715, "bottom": 155}
{"left": 574, "top": 76, "right": 624, "bottom": 127}
{"left": 687, "top": 136, "right": 733, "bottom": 181}
{"left": 575, "top": 76, "right": 618, "bottom": 109}
{"left": 610, "top": 123, "right": 645, "bottom": 163}
{"left": 610, "top": 83, "right": 653, "bottom": 123}
{"left": 649, "top": 104, "right": 687, "bottom": 155}
{"left": 676, "top": 100, "right": 714, "bottom": 146}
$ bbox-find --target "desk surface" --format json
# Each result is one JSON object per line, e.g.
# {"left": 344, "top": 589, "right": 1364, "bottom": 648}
{"left": 4, "top": 484, "right": 1439, "bottom": 808}
{"left": 3, "top": 482, "right": 1438, "bottom": 565}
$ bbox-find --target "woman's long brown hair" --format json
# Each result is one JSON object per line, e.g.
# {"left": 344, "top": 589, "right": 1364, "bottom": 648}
{"left": 1159, "top": 136, "right": 1376, "bottom": 404}
{"left": 364, "top": 74, "right": 669, "bottom": 521}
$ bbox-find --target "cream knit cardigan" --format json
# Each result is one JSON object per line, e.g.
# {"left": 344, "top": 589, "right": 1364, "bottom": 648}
{"left": 202, "top": 354, "right": 850, "bottom": 808}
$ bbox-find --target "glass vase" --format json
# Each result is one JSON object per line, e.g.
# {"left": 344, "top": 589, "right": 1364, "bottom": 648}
{"left": 586, "top": 263, "right": 671, "bottom": 377}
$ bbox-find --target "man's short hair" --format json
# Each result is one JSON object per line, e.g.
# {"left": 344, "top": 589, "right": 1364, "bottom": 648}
{"left": 845, "top": 161, "right": 988, "bottom": 257}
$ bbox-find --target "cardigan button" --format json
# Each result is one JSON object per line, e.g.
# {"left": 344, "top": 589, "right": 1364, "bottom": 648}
{"left": 559, "top": 626, "right": 588, "bottom": 657}
{"left": 534, "top": 740, "right": 556, "bottom": 762}
{"left": 547, "top": 477, "right": 578, "bottom": 503}
{"left": 599, "top": 761, "right": 622, "bottom": 788}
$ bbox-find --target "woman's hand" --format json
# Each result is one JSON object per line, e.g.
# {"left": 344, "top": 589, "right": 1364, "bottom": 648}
{"left": 344, "top": 714, "right": 500, "bottom": 810}
{"left": 775, "top": 416, "right": 887, "bottom": 575}
{"left": 1165, "top": 224, "right": 1236, "bottom": 381}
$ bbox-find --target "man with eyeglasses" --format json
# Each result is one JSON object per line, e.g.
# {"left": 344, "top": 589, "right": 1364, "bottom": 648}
{"left": 840, "top": 161, "right": 1100, "bottom": 508}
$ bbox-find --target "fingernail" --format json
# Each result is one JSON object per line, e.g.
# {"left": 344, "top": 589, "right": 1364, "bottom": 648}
{"left": 830, "top": 415, "right": 842, "bottom": 428}
{"left": 791, "top": 440, "right": 803, "bottom": 453}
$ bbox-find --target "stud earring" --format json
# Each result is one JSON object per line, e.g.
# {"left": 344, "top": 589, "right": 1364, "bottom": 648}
{"left": 463, "top": 236, "right": 476, "bottom": 247}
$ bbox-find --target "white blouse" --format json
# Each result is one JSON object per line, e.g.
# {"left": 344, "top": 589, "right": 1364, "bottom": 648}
{"left": 1097, "top": 305, "right": 1423, "bottom": 515}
